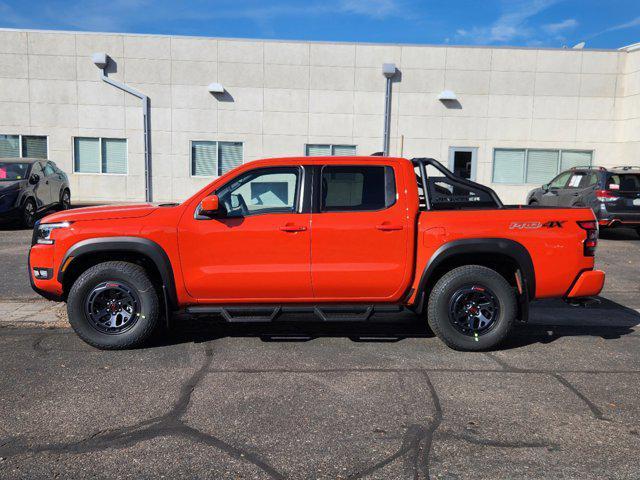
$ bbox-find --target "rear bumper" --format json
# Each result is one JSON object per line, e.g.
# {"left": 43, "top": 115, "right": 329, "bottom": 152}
{"left": 597, "top": 211, "right": 640, "bottom": 227}
{"left": 565, "top": 270, "right": 605, "bottom": 298}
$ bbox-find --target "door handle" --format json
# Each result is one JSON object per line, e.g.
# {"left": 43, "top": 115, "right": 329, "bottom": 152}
{"left": 376, "top": 223, "right": 403, "bottom": 231}
{"left": 280, "top": 224, "right": 307, "bottom": 232}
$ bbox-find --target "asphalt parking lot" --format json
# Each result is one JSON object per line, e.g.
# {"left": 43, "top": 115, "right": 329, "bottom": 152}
{"left": 0, "top": 225, "right": 639, "bottom": 479}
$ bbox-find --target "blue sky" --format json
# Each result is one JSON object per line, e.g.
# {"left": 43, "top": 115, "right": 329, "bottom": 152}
{"left": 1, "top": 0, "right": 639, "bottom": 49}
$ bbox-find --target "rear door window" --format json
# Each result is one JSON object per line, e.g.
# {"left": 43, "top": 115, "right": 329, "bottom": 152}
{"left": 321, "top": 166, "right": 395, "bottom": 212}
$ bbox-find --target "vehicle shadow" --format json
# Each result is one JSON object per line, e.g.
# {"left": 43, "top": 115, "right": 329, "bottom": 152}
{"left": 150, "top": 296, "right": 639, "bottom": 351}
{"left": 599, "top": 227, "right": 638, "bottom": 241}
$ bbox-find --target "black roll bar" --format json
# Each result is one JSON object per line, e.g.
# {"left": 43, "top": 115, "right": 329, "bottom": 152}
{"left": 411, "top": 157, "right": 504, "bottom": 209}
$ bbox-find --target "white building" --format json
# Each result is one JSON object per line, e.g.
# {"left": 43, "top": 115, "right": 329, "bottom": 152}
{"left": 0, "top": 28, "right": 639, "bottom": 204}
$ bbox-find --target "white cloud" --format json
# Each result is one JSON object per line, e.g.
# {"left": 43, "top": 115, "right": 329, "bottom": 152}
{"left": 542, "top": 18, "right": 578, "bottom": 35}
{"left": 456, "top": 0, "right": 559, "bottom": 44}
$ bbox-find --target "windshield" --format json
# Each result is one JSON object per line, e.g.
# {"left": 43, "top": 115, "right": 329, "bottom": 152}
{"left": 0, "top": 162, "right": 30, "bottom": 181}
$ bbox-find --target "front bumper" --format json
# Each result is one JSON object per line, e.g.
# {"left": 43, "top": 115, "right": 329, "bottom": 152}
{"left": 565, "top": 270, "right": 605, "bottom": 298}
{"left": 28, "top": 244, "right": 64, "bottom": 302}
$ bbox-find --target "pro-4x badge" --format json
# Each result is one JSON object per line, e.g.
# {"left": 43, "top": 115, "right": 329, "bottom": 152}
{"left": 509, "top": 221, "right": 566, "bottom": 229}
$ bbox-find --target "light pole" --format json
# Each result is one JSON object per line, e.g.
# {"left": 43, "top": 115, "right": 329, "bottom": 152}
{"left": 382, "top": 63, "right": 397, "bottom": 157}
{"left": 91, "top": 53, "right": 153, "bottom": 202}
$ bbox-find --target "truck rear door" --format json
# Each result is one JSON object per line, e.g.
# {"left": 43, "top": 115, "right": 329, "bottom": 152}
{"left": 310, "top": 163, "right": 410, "bottom": 301}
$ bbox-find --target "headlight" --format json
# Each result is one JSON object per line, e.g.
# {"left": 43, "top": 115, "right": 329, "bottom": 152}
{"left": 35, "top": 222, "right": 71, "bottom": 245}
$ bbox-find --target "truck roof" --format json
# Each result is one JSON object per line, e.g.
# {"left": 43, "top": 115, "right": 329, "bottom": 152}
{"left": 242, "top": 155, "right": 409, "bottom": 168}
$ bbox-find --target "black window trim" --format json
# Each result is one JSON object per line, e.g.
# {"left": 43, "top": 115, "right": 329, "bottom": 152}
{"left": 196, "top": 165, "right": 306, "bottom": 220}
{"left": 317, "top": 164, "right": 398, "bottom": 214}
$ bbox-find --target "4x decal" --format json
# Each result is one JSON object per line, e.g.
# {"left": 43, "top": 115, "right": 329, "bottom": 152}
{"left": 509, "top": 220, "right": 566, "bottom": 230}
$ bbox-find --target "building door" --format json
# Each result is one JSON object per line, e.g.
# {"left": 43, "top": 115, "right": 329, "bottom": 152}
{"left": 448, "top": 147, "right": 477, "bottom": 180}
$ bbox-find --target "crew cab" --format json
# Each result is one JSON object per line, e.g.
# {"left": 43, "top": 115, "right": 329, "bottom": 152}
{"left": 29, "top": 157, "right": 605, "bottom": 351}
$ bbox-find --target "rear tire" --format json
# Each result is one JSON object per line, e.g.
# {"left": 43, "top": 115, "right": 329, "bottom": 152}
{"left": 528, "top": 200, "right": 539, "bottom": 206}
{"left": 67, "top": 261, "right": 160, "bottom": 350}
{"left": 427, "top": 265, "right": 517, "bottom": 351}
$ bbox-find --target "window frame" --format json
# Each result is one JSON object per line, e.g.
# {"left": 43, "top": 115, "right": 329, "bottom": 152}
{"left": 318, "top": 164, "right": 397, "bottom": 214}
{"left": 304, "top": 144, "right": 357, "bottom": 157}
{"left": 196, "top": 166, "right": 305, "bottom": 219}
{"left": 73, "top": 137, "right": 128, "bottom": 175}
{"left": 0, "top": 134, "right": 49, "bottom": 159}
{"left": 190, "top": 140, "right": 244, "bottom": 178}
{"left": 491, "top": 148, "right": 594, "bottom": 185}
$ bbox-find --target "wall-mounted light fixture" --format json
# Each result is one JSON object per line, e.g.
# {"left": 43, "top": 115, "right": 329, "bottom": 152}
{"left": 207, "top": 82, "right": 225, "bottom": 94}
{"left": 438, "top": 90, "right": 458, "bottom": 102}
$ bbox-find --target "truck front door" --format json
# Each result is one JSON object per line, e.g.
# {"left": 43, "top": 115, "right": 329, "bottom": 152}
{"left": 310, "top": 164, "right": 409, "bottom": 301}
{"left": 178, "top": 166, "right": 312, "bottom": 302}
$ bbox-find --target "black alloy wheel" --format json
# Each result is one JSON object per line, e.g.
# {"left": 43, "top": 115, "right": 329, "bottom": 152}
{"left": 84, "top": 281, "right": 141, "bottom": 335}
{"left": 448, "top": 285, "right": 500, "bottom": 337}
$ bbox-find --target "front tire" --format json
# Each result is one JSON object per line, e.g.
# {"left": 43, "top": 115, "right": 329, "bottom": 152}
{"left": 21, "top": 198, "right": 36, "bottom": 228}
{"left": 427, "top": 265, "right": 517, "bottom": 351}
{"left": 59, "top": 189, "right": 71, "bottom": 210}
{"left": 67, "top": 261, "right": 160, "bottom": 349}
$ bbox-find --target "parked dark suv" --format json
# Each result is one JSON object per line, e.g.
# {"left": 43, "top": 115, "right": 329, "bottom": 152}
{"left": 527, "top": 166, "right": 640, "bottom": 235}
{"left": 0, "top": 158, "right": 71, "bottom": 228}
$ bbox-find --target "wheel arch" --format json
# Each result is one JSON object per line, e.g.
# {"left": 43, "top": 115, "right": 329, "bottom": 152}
{"left": 417, "top": 238, "right": 536, "bottom": 303}
{"left": 58, "top": 237, "right": 177, "bottom": 309}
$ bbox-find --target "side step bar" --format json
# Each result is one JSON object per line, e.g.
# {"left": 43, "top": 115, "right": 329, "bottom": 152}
{"left": 185, "top": 304, "right": 404, "bottom": 323}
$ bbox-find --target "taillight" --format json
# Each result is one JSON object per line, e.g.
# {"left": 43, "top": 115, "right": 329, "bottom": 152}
{"left": 577, "top": 220, "right": 598, "bottom": 257}
{"left": 596, "top": 189, "right": 619, "bottom": 202}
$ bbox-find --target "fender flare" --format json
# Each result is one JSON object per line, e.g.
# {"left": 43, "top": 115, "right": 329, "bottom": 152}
{"left": 417, "top": 238, "right": 536, "bottom": 299}
{"left": 58, "top": 236, "right": 178, "bottom": 308}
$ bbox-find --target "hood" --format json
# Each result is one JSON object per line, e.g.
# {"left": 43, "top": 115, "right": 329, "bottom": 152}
{"left": 42, "top": 203, "right": 158, "bottom": 223}
{"left": 0, "top": 180, "right": 25, "bottom": 194}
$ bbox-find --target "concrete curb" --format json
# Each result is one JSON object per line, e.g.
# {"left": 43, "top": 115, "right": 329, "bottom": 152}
{"left": 0, "top": 301, "right": 69, "bottom": 328}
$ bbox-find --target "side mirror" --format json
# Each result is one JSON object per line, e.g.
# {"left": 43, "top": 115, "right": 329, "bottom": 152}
{"left": 542, "top": 183, "right": 549, "bottom": 191}
{"left": 29, "top": 173, "right": 40, "bottom": 185}
{"left": 200, "top": 195, "right": 220, "bottom": 217}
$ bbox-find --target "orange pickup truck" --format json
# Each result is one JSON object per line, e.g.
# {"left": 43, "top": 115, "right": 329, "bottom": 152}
{"left": 29, "top": 156, "right": 604, "bottom": 351}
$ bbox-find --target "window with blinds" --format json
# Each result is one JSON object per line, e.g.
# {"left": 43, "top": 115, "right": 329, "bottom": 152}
{"left": 305, "top": 144, "right": 356, "bottom": 156}
{"left": 0, "top": 135, "right": 20, "bottom": 158}
{"left": 492, "top": 148, "right": 592, "bottom": 184}
{"left": 74, "top": 137, "right": 127, "bottom": 174}
{"left": 493, "top": 149, "right": 525, "bottom": 184}
{"left": 560, "top": 150, "right": 592, "bottom": 171}
{"left": 21, "top": 136, "right": 47, "bottom": 159}
{"left": 102, "top": 138, "right": 127, "bottom": 174}
{"left": 0, "top": 134, "right": 47, "bottom": 159}
{"left": 526, "top": 150, "right": 559, "bottom": 184}
{"left": 219, "top": 142, "right": 243, "bottom": 175}
{"left": 191, "top": 141, "right": 243, "bottom": 177}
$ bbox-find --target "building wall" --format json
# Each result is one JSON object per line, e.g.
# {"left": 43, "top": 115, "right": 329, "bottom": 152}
{"left": 0, "top": 29, "right": 636, "bottom": 205}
